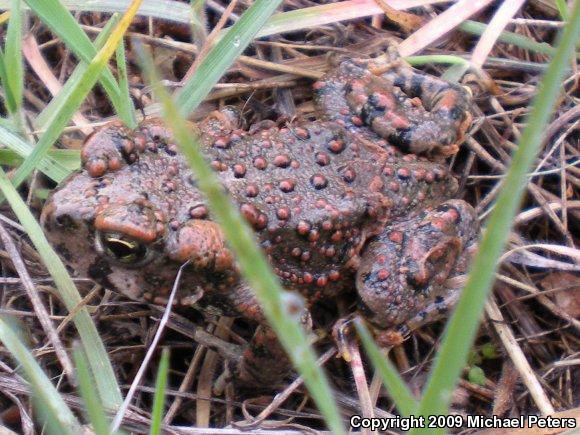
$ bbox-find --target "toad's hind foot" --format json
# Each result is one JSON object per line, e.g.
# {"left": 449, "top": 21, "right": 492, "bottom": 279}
{"left": 314, "top": 58, "right": 472, "bottom": 156}
{"left": 370, "top": 59, "right": 473, "bottom": 155}
{"left": 235, "top": 311, "right": 313, "bottom": 387}
{"left": 355, "top": 200, "right": 478, "bottom": 342}
{"left": 235, "top": 325, "right": 293, "bottom": 387}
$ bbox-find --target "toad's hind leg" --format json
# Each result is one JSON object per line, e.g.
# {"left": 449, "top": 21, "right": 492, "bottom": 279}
{"left": 371, "top": 60, "right": 472, "bottom": 154}
{"left": 236, "top": 325, "right": 293, "bottom": 386}
{"left": 225, "top": 284, "right": 313, "bottom": 387}
{"left": 314, "top": 58, "right": 472, "bottom": 155}
{"left": 235, "top": 320, "right": 315, "bottom": 387}
{"left": 355, "top": 200, "right": 478, "bottom": 345}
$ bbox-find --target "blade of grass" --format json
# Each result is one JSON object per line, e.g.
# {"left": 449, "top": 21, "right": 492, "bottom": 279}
{"left": 174, "top": 0, "right": 284, "bottom": 116}
{"left": 555, "top": 0, "right": 569, "bottom": 20}
{"left": 411, "top": 4, "right": 580, "bottom": 433}
{"left": 459, "top": 20, "right": 568, "bottom": 58}
{"left": 139, "top": 49, "right": 346, "bottom": 434}
{"left": 149, "top": 348, "right": 169, "bottom": 435}
{"left": 0, "top": 125, "right": 70, "bottom": 182}
{"left": 6, "top": 1, "right": 569, "bottom": 62}
{"left": 406, "top": 55, "right": 470, "bottom": 68}
{"left": 115, "top": 34, "right": 134, "bottom": 125}
{"left": 0, "top": 316, "right": 82, "bottom": 433}
{"left": 35, "top": 14, "right": 119, "bottom": 130}
{"left": 0, "top": 148, "right": 79, "bottom": 171}
{"left": 354, "top": 319, "right": 418, "bottom": 417}
{"left": 23, "top": 0, "right": 136, "bottom": 126}
{"left": 0, "top": 116, "right": 14, "bottom": 129}
{"left": 73, "top": 345, "right": 110, "bottom": 435}
{"left": 2, "top": 0, "right": 142, "bottom": 203}
{"left": 4, "top": 0, "right": 23, "bottom": 117}
{"left": 0, "top": 165, "right": 123, "bottom": 407}
{"left": 12, "top": 0, "right": 193, "bottom": 23}
{"left": 0, "top": 50, "right": 16, "bottom": 113}
{"left": 190, "top": 0, "right": 209, "bottom": 46}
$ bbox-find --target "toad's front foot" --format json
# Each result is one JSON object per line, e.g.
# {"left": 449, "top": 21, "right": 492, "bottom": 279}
{"left": 355, "top": 200, "right": 479, "bottom": 346}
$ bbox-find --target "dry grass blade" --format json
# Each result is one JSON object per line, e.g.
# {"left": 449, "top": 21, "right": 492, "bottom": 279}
{"left": 0, "top": 163, "right": 123, "bottom": 408}
{"left": 34, "top": 14, "right": 119, "bottom": 132}
{"left": 22, "top": 34, "right": 91, "bottom": 133}
{"left": 0, "top": 223, "right": 75, "bottom": 381}
{"left": 0, "top": 318, "right": 82, "bottom": 433}
{"left": 485, "top": 299, "right": 555, "bottom": 415}
{"left": 471, "top": 0, "right": 528, "bottom": 68}
{"left": 256, "top": 0, "right": 448, "bottom": 39}
{"left": 346, "top": 338, "right": 374, "bottom": 434}
{"left": 109, "top": 261, "right": 185, "bottom": 432}
{"left": 398, "top": 0, "right": 496, "bottom": 56}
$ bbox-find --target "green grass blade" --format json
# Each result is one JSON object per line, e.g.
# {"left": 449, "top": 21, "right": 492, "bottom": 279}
{"left": 35, "top": 14, "right": 119, "bottom": 130}
{"left": 6, "top": 0, "right": 193, "bottom": 23}
{"left": 0, "top": 116, "right": 14, "bottom": 129}
{"left": 0, "top": 148, "right": 80, "bottom": 171}
{"left": 190, "top": 0, "right": 209, "bottom": 45}
{"left": 0, "top": 49, "right": 17, "bottom": 113}
{"left": 4, "top": 0, "right": 23, "bottom": 115}
{"left": 555, "top": 0, "right": 569, "bottom": 19}
{"left": 175, "top": 0, "right": 284, "bottom": 116}
{"left": 0, "top": 317, "right": 82, "bottom": 434}
{"left": 354, "top": 319, "right": 418, "bottom": 417}
{"left": 0, "top": 166, "right": 123, "bottom": 407}
{"left": 23, "top": 0, "right": 136, "bottom": 126}
{"left": 0, "top": 125, "right": 70, "bottom": 182}
{"left": 3, "top": 1, "right": 142, "bottom": 201}
{"left": 406, "top": 55, "right": 470, "bottom": 68}
{"left": 140, "top": 50, "right": 346, "bottom": 434}
{"left": 73, "top": 345, "right": 111, "bottom": 435}
{"left": 411, "top": 4, "right": 580, "bottom": 433}
{"left": 149, "top": 348, "right": 169, "bottom": 435}
{"left": 115, "top": 34, "right": 137, "bottom": 127}
{"left": 459, "top": 20, "right": 563, "bottom": 58}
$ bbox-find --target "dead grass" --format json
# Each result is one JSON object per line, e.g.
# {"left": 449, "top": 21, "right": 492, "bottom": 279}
{"left": 0, "top": 0, "right": 578, "bottom": 433}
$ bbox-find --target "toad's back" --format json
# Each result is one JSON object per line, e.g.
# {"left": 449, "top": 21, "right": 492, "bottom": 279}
{"left": 120, "top": 115, "right": 456, "bottom": 297}
{"left": 200, "top": 119, "right": 391, "bottom": 295}
{"left": 58, "top": 111, "right": 458, "bottom": 303}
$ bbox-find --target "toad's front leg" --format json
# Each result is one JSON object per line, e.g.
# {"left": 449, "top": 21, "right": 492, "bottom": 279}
{"left": 168, "top": 220, "right": 310, "bottom": 388}
{"left": 355, "top": 199, "right": 478, "bottom": 345}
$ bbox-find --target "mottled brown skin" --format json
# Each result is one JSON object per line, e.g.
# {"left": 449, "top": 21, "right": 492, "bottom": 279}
{"left": 41, "top": 57, "right": 478, "bottom": 386}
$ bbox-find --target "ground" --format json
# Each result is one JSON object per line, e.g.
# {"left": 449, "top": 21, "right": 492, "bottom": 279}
{"left": 0, "top": 1, "right": 578, "bottom": 433}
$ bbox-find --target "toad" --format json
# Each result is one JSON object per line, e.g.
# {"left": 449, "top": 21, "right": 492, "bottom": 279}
{"left": 41, "top": 56, "right": 478, "bottom": 386}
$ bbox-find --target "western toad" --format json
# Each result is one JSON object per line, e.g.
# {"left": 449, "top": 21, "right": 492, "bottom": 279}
{"left": 41, "top": 56, "right": 478, "bottom": 385}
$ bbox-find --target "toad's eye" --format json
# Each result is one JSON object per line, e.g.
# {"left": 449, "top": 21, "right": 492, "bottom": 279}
{"left": 97, "top": 232, "right": 151, "bottom": 266}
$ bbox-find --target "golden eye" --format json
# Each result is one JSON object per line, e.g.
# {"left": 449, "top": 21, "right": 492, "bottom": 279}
{"left": 98, "top": 232, "right": 149, "bottom": 265}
